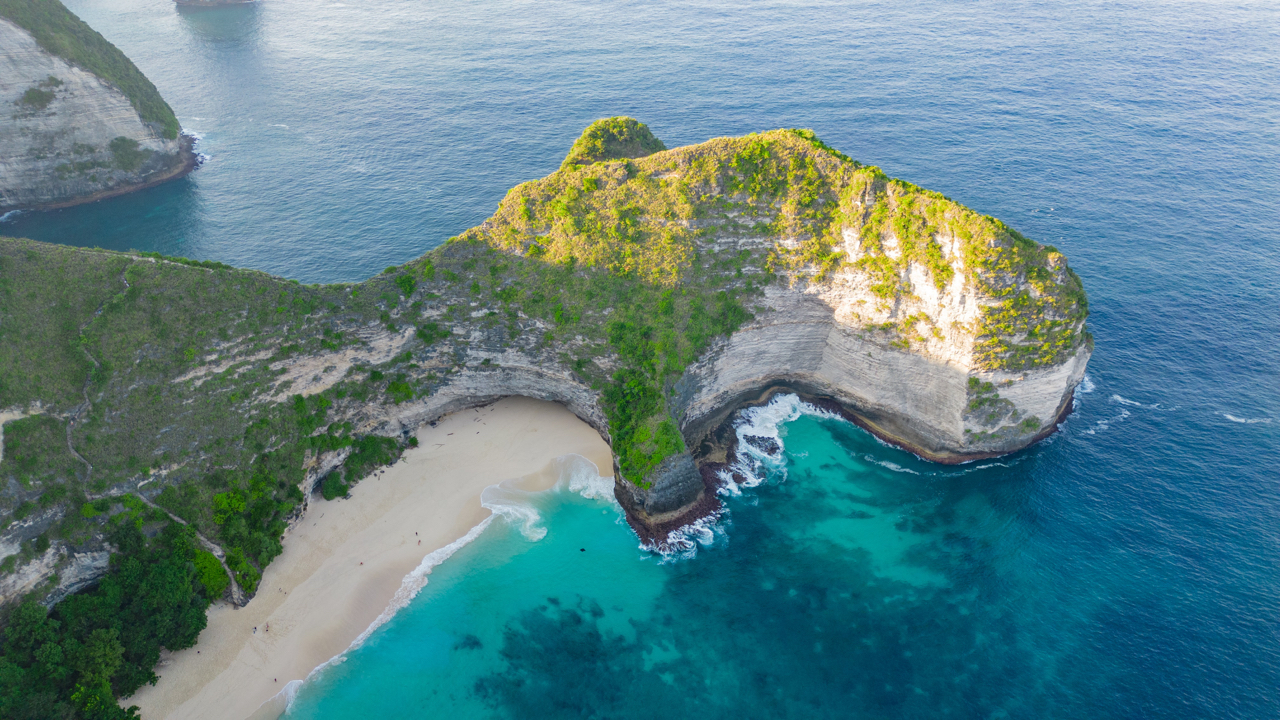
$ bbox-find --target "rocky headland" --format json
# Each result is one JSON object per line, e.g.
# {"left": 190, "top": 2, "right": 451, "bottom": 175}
{"left": 0, "top": 0, "right": 196, "bottom": 211}
{"left": 0, "top": 117, "right": 1090, "bottom": 608}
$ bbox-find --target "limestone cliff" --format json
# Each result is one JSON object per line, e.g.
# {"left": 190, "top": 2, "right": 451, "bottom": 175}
{"left": 0, "top": 4, "right": 194, "bottom": 211}
{"left": 0, "top": 118, "right": 1090, "bottom": 603}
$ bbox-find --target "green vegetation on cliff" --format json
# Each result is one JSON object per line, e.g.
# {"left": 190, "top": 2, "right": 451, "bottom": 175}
{"left": 0, "top": 0, "right": 180, "bottom": 139}
{"left": 560, "top": 116, "right": 667, "bottom": 170}
{"left": 0, "top": 523, "right": 215, "bottom": 719}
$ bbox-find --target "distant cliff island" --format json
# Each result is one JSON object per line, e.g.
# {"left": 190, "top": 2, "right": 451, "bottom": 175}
{"left": 0, "top": 0, "right": 196, "bottom": 211}
{"left": 0, "top": 108, "right": 1090, "bottom": 718}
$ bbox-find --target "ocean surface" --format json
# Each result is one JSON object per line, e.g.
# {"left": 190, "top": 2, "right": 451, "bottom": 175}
{"left": 8, "top": 0, "right": 1279, "bottom": 717}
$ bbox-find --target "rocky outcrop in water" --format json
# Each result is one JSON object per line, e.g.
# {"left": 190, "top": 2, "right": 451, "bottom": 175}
{"left": 0, "top": 14, "right": 195, "bottom": 211}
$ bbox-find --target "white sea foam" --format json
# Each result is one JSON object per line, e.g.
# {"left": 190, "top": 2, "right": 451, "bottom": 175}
{"left": 283, "top": 513, "right": 493, "bottom": 711}
{"left": 1222, "top": 413, "right": 1273, "bottom": 424}
{"left": 275, "top": 679, "right": 303, "bottom": 713}
{"left": 720, "top": 393, "right": 839, "bottom": 490}
{"left": 561, "top": 455, "right": 617, "bottom": 501}
{"left": 648, "top": 394, "right": 837, "bottom": 560}
{"left": 1078, "top": 375, "right": 1096, "bottom": 394}
{"left": 0, "top": 210, "right": 21, "bottom": 223}
{"left": 1084, "top": 409, "right": 1130, "bottom": 435}
{"left": 645, "top": 509, "right": 726, "bottom": 562}
{"left": 970, "top": 462, "right": 1011, "bottom": 471}
{"left": 270, "top": 123, "right": 290, "bottom": 129}
{"left": 865, "top": 456, "right": 921, "bottom": 475}
{"left": 1110, "top": 394, "right": 1162, "bottom": 409}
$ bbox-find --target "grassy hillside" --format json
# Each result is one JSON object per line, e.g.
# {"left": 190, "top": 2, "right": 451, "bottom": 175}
{"left": 0, "top": 0, "right": 180, "bottom": 139}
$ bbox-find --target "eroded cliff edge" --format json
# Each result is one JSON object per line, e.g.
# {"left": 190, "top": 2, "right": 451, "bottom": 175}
{"left": 0, "top": 1, "right": 195, "bottom": 211}
{"left": 0, "top": 118, "right": 1089, "bottom": 607}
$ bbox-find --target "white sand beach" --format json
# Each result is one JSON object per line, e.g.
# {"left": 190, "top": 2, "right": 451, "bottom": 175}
{"left": 128, "top": 397, "right": 613, "bottom": 720}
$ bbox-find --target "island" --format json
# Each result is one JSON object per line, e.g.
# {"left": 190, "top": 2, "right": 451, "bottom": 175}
{"left": 0, "top": 0, "right": 196, "bottom": 211}
{"left": 0, "top": 118, "right": 1089, "bottom": 717}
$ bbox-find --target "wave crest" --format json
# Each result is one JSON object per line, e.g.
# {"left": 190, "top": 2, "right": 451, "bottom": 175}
{"left": 1222, "top": 413, "right": 1273, "bottom": 424}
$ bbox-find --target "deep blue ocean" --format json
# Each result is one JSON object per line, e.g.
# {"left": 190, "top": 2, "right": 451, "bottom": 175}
{"left": 7, "top": 0, "right": 1278, "bottom": 717}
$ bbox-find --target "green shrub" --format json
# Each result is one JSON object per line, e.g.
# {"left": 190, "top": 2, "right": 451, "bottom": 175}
{"left": 17, "top": 86, "right": 55, "bottom": 109}
{"left": 560, "top": 116, "right": 667, "bottom": 170}
{"left": 0, "top": 522, "right": 210, "bottom": 718}
{"left": 320, "top": 472, "right": 348, "bottom": 500}
{"left": 414, "top": 322, "right": 450, "bottom": 347}
{"left": 109, "top": 136, "right": 149, "bottom": 172}
{"left": 386, "top": 377, "right": 413, "bottom": 404}
{"left": 344, "top": 435, "right": 402, "bottom": 482}
{"left": 192, "top": 549, "right": 229, "bottom": 599}
{"left": 224, "top": 547, "right": 259, "bottom": 594}
{"left": 395, "top": 274, "right": 417, "bottom": 297}
{"left": 211, "top": 489, "right": 246, "bottom": 524}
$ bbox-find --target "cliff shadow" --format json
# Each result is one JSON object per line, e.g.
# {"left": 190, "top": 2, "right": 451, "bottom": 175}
{"left": 176, "top": 1, "right": 263, "bottom": 46}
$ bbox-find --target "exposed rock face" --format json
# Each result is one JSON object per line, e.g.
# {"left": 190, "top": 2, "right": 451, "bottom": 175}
{"left": 0, "top": 18, "right": 195, "bottom": 211}
{"left": 612, "top": 453, "right": 715, "bottom": 545}
{"left": 676, "top": 284, "right": 1090, "bottom": 463}
{"left": 41, "top": 549, "right": 109, "bottom": 606}
{"left": 0, "top": 543, "right": 59, "bottom": 605}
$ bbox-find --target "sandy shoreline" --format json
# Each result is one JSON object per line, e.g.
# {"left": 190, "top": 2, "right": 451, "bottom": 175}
{"left": 128, "top": 397, "right": 613, "bottom": 720}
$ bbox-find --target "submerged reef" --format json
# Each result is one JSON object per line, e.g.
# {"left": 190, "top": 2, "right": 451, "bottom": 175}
{"left": 0, "top": 117, "right": 1090, "bottom": 606}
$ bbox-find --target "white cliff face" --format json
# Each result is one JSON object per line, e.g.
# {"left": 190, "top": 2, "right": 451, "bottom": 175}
{"left": 0, "top": 18, "right": 191, "bottom": 210}
{"left": 676, "top": 281, "right": 1089, "bottom": 461}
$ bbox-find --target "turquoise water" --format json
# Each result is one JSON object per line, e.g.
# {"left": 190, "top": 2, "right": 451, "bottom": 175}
{"left": 286, "top": 393, "right": 1277, "bottom": 718}
{"left": 5, "top": 0, "right": 1278, "bottom": 717}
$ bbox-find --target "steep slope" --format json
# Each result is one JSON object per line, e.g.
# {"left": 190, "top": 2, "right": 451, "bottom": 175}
{"left": 0, "top": 1, "right": 194, "bottom": 210}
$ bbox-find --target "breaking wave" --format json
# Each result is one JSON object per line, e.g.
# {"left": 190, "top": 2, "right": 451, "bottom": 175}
{"left": 720, "top": 394, "right": 838, "bottom": 490}
{"left": 1222, "top": 414, "right": 1273, "bottom": 425}
{"left": 864, "top": 456, "right": 922, "bottom": 475}
{"left": 649, "top": 394, "right": 840, "bottom": 561}
{"left": 647, "top": 511, "right": 727, "bottom": 563}
{"left": 1084, "top": 409, "right": 1131, "bottom": 435}
{"left": 1111, "top": 394, "right": 1163, "bottom": 409}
